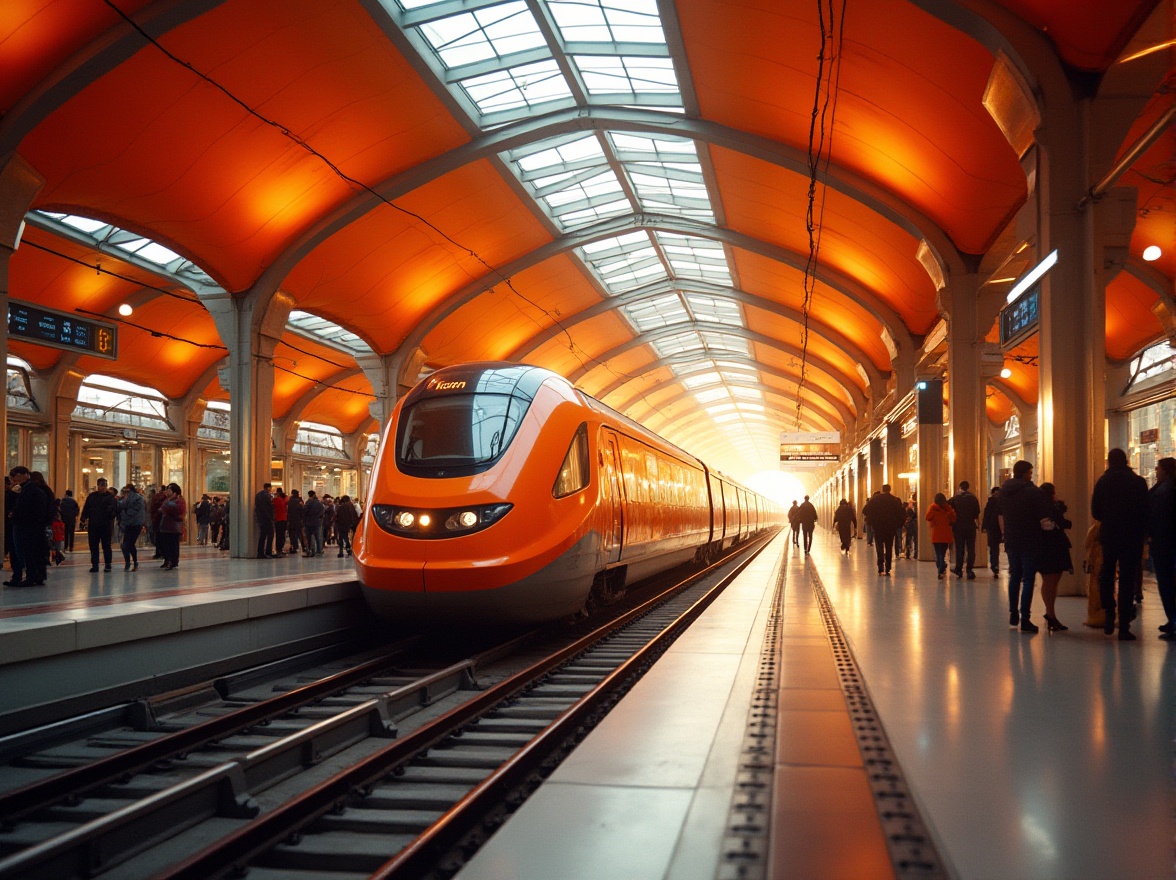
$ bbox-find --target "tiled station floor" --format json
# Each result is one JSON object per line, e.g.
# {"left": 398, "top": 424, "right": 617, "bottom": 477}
{"left": 460, "top": 530, "right": 1175, "bottom": 880}
{"left": 1, "top": 531, "right": 1172, "bottom": 879}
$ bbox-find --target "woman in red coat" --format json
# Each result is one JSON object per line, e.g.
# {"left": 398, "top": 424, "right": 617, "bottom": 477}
{"left": 926, "top": 492, "right": 957, "bottom": 579}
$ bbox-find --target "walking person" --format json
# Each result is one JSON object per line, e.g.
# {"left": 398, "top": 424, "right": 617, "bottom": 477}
{"left": 998, "top": 460, "right": 1053, "bottom": 633}
{"left": 1091, "top": 448, "right": 1150, "bottom": 640}
{"left": 157, "top": 483, "right": 186, "bottom": 570}
{"left": 863, "top": 484, "right": 905, "bottom": 575}
{"left": 254, "top": 482, "right": 275, "bottom": 559}
{"left": 981, "top": 487, "right": 1002, "bottom": 576}
{"left": 80, "top": 477, "right": 119, "bottom": 573}
{"left": 194, "top": 494, "right": 211, "bottom": 546}
{"left": 6, "top": 466, "right": 49, "bottom": 587}
{"left": 948, "top": 480, "right": 981, "bottom": 579}
{"left": 59, "top": 489, "right": 79, "bottom": 552}
{"left": 1037, "top": 482, "right": 1073, "bottom": 632}
{"left": 902, "top": 496, "right": 918, "bottom": 558}
{"left": 118, "top": 484, "right": 148, "bottom": 571}
{"left": 797, "top": 495, "right": 818, "bottom": 554}
{"left": 787, "top": 501, "right": 801, "bottom": 547}
{"left": 832, "top": 498, "right": 856, "bottom": 553}
{"left": 1148, "top": 457, "right": 1176, "bottom": 640}
{"left": 926, "top": 492, "right": 956, "bottom": 579}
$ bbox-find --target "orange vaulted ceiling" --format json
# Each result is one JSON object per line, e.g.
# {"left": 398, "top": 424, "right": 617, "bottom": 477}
{"left": 677, "top": 0, "right": 1027, "bottom": 257}
{"left": 994, "top": 0, "right": 1164, "bottom": 72}
{"left": 19, "top": 0, "right": 470, "bottom": 293}
{"left": 281, "top": 161, "right": 554, "bottom": 355}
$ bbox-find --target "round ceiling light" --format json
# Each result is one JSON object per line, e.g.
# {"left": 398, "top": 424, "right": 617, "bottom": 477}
{"left": 1143, "top": 245, "right": 1162, "bottom": 262}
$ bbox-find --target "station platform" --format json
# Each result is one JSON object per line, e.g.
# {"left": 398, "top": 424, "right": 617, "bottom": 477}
{"left": 459, "top": 530, "right": 1175, "bottom": 880}
{"left": 0, "top": 543, "right": 363, "bottom": 726}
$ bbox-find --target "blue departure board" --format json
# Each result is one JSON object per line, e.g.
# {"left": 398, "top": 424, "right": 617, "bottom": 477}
{"left": 8, "top": 300, "right": 118, "bottom": 360}
{"left": 1000, "top": 285, "right": 1039, "bottom": 349}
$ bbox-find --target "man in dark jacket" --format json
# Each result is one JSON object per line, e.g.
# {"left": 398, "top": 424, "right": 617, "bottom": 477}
{"left": 980, "top": 487, "right": 1002, "bottom": 577}
{"left": 796, "top": 495, "right": 818, "bottom": 554}
{"left": 58, "top": 489, "right": 79, "bottom": 552}
{"left": 1149, "top": 457, "right": 1176, "bottom": 640}
{"left": 999, "top": 460, "right": 1054, "bottom": 633}
{"left": 787, "top": 501, "right": 800, "bottom": 546}
{"left": 863, "top": 484, "right": 905, "bottom": 575}
{"left": 80, "top": 477, "right": 119, "bottom": 572}
{"left": 254, "top": 483, "right": 275, "bottom": 559}
{"left": 7, "top": 466, "right": 49, "bottom": 586}
{"left": 1091, "top": 447, "right": 1150, "bottom": 640}
{"left": 949, "top": 480, "right": 982, "bottom": 579}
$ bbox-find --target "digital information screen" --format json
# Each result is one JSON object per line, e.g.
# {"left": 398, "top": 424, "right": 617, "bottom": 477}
{"left": 8, "top": 300, "right": 118, "bottom": 360}
{"left": 1000, "top": 285, "right": 1039, "bottom": 349}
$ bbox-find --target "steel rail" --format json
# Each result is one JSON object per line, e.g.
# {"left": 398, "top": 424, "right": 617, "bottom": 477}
{"left": 0, "top": 638, "right": 426, "bottom": 824}
{"left": 158, "top": 535, "right": 773, "bottom": 880}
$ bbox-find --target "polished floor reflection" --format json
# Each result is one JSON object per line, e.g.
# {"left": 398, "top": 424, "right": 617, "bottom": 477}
{"left": 814, "top": 529, "right": 1174, "bottom": 879}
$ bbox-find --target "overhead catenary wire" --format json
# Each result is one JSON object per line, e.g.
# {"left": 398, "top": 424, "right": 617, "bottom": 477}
{"left": 796, "top": 0, "right": 847, "bottom": 432}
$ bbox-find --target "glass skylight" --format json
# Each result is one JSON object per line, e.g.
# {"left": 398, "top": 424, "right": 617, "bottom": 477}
{"left": 459, "top": 59, "right": 573, "bottom": 115}
{"left": 287, "top": 311, "right": 374, "bottom": 356}
{"left": 547, "top": 0, "right": 666, "bottom": 45}
{"left": 33, "top": 211, "right": 216, "bottom": 288}
{"left": 577, "top": 233, "right": 666, "bottom": 293}
{"left": 686, "top": 293, "right": 743, "bottom": 326}
{"left": 417, "top": 2, "right": 545, "bottom": 68}
{"left": 623, "top": 293, "right": 688, "bottom": 332}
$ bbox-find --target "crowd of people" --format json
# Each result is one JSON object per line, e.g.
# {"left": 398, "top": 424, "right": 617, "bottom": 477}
{"left": 252, "top": 483, "right": 360, "bottom": 560}
{"left": 2, "top": 472, "right": 360, "bottom": 587}
{"left": 809, "top": 447, "right": 1175, "bottom": 641}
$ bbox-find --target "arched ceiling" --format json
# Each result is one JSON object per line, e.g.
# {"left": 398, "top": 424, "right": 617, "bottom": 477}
{"left": 2, "top": 0, "right": 1172, "bottom": 483}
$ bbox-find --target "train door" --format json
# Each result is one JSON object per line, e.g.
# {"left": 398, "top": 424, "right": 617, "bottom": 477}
{"left": 599, "top": 430, "right": 624, "bottom": 564}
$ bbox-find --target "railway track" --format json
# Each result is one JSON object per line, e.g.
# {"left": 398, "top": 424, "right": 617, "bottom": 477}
{"left": 0, "top": 537, "right": 770, "bottom": 879}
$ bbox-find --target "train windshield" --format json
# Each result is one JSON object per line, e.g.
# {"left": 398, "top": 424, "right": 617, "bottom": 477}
{"left": 397, "top": 392, "right": 529, "bottom": 475}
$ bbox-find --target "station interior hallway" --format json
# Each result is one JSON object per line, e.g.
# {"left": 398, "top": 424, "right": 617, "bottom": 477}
{"left": 1, "top": 530, "right": 1172, "bottom": 879}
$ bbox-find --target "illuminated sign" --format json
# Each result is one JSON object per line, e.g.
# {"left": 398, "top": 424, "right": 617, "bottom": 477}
{"left": 1000, "top": 286, "right": 1039, "bottom": 349}
{"left": 780, "top": 453, "right": 840, "bottom": 462}
{"left": 8, "top": 300, "right": 117, "bottom": 360}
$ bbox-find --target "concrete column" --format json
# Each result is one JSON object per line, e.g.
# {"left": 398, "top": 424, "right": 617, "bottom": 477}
{"left": 204, "top": 289, "right": 294, "bottom": 558}
{"left": 885, "top": 421, "right": 903, "bottom": 487}
{"left": 869, "top": 437, "right": 884, "bottom": 494}
{"left": 856, "top": 451, "right": 867, "bottom": 522}
{"left": 0, "top": 156, "right": 45, "bottom": 470}
{"left": 917, "top": 380, "right": 945, "bottom": 562}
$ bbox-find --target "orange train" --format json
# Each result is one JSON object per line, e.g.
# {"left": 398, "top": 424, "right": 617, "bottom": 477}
{"left": 353, "top": 363, "right": 782, "bottom": 624}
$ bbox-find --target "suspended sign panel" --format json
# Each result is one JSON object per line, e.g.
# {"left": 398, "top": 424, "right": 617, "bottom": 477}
{"left": 8, "top": 300, "right": 118, "bottom": 360}
{"left": 780, "top": 431, "right": 840, "bottom": 444}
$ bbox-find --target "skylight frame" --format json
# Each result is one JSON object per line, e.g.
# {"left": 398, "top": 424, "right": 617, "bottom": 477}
{"left": 287, "top": 310, "right": 375, "bottom": 357}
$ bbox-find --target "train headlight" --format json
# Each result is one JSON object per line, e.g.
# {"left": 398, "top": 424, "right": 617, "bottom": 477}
{"left": 371, "top": 503, "right": 512, "bottom": 538}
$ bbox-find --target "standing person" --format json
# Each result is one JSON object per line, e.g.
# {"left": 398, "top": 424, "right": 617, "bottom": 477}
{"left": 80, "top": 477, "right": 119, "bottom": 573}
{"left": 832, "top": 498, "right": 856, "bottom": 553}
{"left": 981, "top": 487, "right": 1002, "bottom": 577}
{"left": 796, "top": 495, "right": 818, "bottom": 554}
{"left": 999, "top": 460, "right": 1054, "bottom": 633}
{"left": 926, "top": 492, "right": 956, "bottom": 579}
{"left": 1148, "top": 457, "right": 1176, "bottom": 640}
{"left": 194, "top": 494, "right": 211, "bottom": 546}
{"left": 59, "top": 489, "right": 79, "bottom": 552}
{"left": 157, "top": 483, "right": 186, "bottom": 570}
{"left": 1091, "top": 448, "right": 1150, "bottom": 640}
{"left": 254, "top": 482, "right": 275, "bottom": 559}
{"left": 862, "top": 484, "right": 905, "bottom": 575}
{"left": 208, "top": 497, "right": 225, "bottom": 547}
{"left": 948, "top": 480, "right": 981, "bottom": 579}
{"left": 787, "top": 501, "right": 801, "bottom": 547}
{"left": 1037, "top": 482, "right": 1073, "bottom": 632}
{"left": 273, "top": 488, "right": 289, "bottom": 556}
{"left": 902, "top": 499, "right": 918, "bottom": 559}
{"left": 286, "top": 490, "right": 304, "bottom": 555}
{"left": 148, "top": 485, "right": 167, "bottom": 558}
{"left": 862, "top": 491, "right": 880, "bottom": 546}
{"left": 322, "top": 495, "right": 337, "bottom": 547}
{"left": 7, "top": 466, "right": 49, "bottom": 587}
{"left": 302, "top": 490, "right": 324, "bottom": 557}
{"left": 334, "top": 495, "right": 359, "bottom": 557}
{"left": 118, "top": 484, "right": 148, "bottom": 571}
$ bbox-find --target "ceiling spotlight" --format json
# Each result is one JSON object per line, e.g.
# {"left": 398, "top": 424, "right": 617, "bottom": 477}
{"left": 1143, "top": 245, "right": 1162, "bottom": 262}
{"left": 118, "top": 303, "right": 133, "bottom": 316}
{"left": 1000, "top": 367, "right": 1013, "bottom": 379}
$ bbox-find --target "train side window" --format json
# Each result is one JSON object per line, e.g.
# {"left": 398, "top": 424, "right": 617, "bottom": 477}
{"left": 553, "top": 422, "right": 591, "bottom": 498}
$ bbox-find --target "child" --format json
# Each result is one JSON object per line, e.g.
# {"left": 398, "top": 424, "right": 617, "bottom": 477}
{"left": 50, "top": 512, "right": 66, "bottom": 566}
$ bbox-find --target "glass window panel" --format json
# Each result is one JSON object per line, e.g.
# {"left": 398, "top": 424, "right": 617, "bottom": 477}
{"left": 418, "top": 3, "right": 545, "bottom": 69}
{"left": 460, "top": 59, "right": 572, "bottom": 114}
{"left": 574, "top": 56, "right": 678, "bottom": 97}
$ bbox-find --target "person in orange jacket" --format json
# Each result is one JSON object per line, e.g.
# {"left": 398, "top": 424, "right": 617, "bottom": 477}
{"left": 926, "top": 492, "right": 957, "bottom": 579}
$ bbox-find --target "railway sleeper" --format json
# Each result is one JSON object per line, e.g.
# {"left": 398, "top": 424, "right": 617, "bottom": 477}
{"left": 361, "top": 782, "right": 474, "bottom": 810}
{"left": 414, "top": 746, "right": 519, "bottom": 770}
{"left": 443, "top": 731, "right": 534, "bottom": 749}
{"left": 489, "top": 703, "right": 572, "bottom": 721}
{"left": 259, "top": 832, "right": 414, "bottom": 874}
{"left": 467, "top": 716, "right": 550, "bottom": 734}
{"left": 391, "top": 766, "right": 491, "bottom": 786}
{"left": 310, "top": 806, "right": 443, "bottom": 834}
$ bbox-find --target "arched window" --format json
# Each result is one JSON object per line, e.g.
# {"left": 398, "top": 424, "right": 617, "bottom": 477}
{"left": 294, "top": 421, "right": 348, "bottom": 460}
{"left": 73, "top": 375, "right": 172, "bottom": 430}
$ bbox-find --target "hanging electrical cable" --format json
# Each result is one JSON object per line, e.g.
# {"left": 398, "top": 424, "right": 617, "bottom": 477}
{"left": 796, "top": 0, "right": 847, "bottom": 431}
